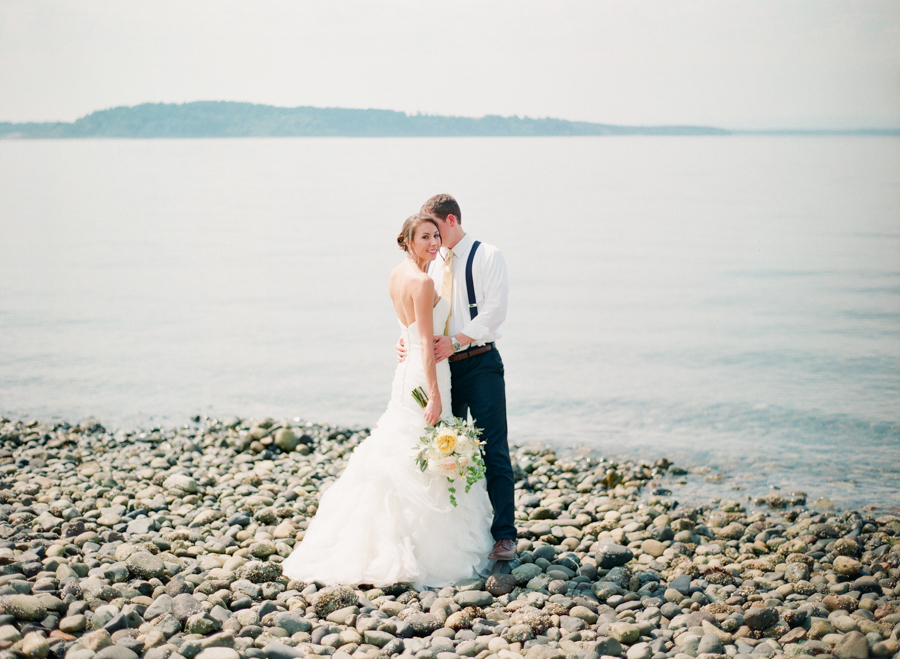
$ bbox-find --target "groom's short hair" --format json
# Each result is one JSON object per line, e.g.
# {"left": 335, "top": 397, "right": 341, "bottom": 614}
{"left": 422, "top": 194, "right": 462, "bottom": 225}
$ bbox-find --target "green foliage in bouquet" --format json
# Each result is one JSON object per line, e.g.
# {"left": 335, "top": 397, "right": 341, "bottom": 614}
{"left": 410, "top": 386, "right": 487, "bottom": 507}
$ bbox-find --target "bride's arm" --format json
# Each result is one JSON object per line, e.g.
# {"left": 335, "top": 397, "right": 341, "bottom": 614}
{"left": 412, "top": 277, "right": 442, "bottom": 426}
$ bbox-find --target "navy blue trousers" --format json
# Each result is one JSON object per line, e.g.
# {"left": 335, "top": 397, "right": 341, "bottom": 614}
{"left": 449, "top": 348, "right": 516, "bottom": 541}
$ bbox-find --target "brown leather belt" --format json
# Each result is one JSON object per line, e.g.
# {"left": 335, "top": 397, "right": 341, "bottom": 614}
{"left": 448, "top": 342, "right": 494, "bottom": 362}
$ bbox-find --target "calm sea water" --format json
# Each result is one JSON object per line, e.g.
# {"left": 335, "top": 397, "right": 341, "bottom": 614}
{"left": 1, "top": 137, "right": 898, "bottom": 510}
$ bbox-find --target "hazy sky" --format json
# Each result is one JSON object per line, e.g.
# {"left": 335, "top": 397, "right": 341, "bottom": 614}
{"left": 1, "top": 0, "right": 899, "bottom": 129}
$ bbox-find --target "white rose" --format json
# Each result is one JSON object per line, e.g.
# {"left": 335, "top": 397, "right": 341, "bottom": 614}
{"left": 455, "top": 435, "right": 476, "bottom": 456}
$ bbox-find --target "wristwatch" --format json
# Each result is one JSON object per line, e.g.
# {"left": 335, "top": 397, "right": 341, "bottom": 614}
{"left": 450, "top": 336, "right": 462, "bottom": 352}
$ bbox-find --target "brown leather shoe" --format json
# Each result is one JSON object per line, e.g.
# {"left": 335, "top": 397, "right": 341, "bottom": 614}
{"left": 488, "top": 538, "right": 516, "bottom": 561}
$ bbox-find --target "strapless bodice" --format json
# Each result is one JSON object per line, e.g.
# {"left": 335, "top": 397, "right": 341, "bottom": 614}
{"left": 399, "top": 297, "right": 450, "bottom": 347}
{"left": 391, "top": 295, "right": 452, "bottom": 424}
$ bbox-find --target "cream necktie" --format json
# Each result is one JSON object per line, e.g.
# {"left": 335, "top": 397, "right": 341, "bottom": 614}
{"left": 441, "top": 252, "right": 454, "bottom": 336}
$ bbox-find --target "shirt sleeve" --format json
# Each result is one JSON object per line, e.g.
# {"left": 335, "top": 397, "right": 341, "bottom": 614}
{"left": 460, "top": 247, "right": 508, "bottom": 341}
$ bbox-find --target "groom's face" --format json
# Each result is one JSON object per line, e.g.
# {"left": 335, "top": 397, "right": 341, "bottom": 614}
{"left": 428, "top": 213, "right": 454, "bottom": 237}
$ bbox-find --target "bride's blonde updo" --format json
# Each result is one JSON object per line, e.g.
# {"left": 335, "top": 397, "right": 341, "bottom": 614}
{"left": 397, "top": 213, "right": 440, "bottom": 252}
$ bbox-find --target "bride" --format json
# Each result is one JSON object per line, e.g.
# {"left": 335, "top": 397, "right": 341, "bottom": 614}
{"left": 281, "top": 214, "right": 493, "bottom": 588}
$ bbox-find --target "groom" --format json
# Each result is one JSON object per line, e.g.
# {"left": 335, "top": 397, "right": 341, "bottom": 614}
{"left": 421, "top": 194, "right": 517, "bottom": 561}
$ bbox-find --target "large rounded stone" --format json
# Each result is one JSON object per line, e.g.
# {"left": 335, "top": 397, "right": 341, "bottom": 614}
{"left": 404, "top": 613, "right": 440, "bottom": 636}
{"left": 445, "top": 609, "right": 473, "bottom": 630}
{"left": 22, "top": 632, "right": 50, "bottom": 659}
{"left": 272, "top": 612, "right": 311, "bottom": 635}
{"left": 833, "top": 538, "right": 859, "bottom": 557}
{"left": 832, "top": 615, "right": 859, "bottom": 633}
{"left": 248, "top": 541, "right": 277, "bottom": 559}
{"left": 669, "top": 574, "right": 692, "bottom": 594}
{"left": 274, "top": 429, "right": 298, "bottom": 452}
{"left": 97, "top": 513, "right": 122, "bottom": 527}
{"left": 698, "top": 633, "right": 724, "bottom": 655}
{"left": 185, "top": 612, "right": 221, "bottom": 635}
{"left": 262, "top": 642, "right": 305, "bottom": 659}
{"left": 80, "top": 629, "right": 113, "bottom": 652}
{"left": 312, "top": 586, "right": 358, "bottom": 617}
{"left": 808, "top": 618, "right": 836, "bottom": 640}
{"left": 171, "top": 593, "right": 203, "bottom": 621}
{"left": 506, "top": 624, "right": 534, "bottom": 643}
{"left": 677, "top": 634, "right": 701, "bottom": 656}
{"left": 833, "top": 556, "right": 862, "bottom": 577}
{"left": 196, "top": 650, "right": 240, "bottom": 659}
{"left": 594, "top": 543, "right": 633, "bottom": 568}
{"left": 272, "top": 520, "right": 297, "bottom": 539}
{"left": 325, "top": 606, "right": 358, "bottom": 625}
{"left": 626, "top": 642, "right": 652, "bottom": 659}
{"left": 607, "top": 622, "right": 640, "bottom": 644}
{"left": 485, "top": 574, "right": 517, "bottom": 596}
{"left": 591, "top": 581, "right": 624, "bottom": 601}
{"left": 0, "top": 595, "right": 47, "bottom": 621}
{"left": 744, "top": 607, "right": 778, "bottom": 631}
{"left": 143, "top": 594, "right": 174, "bottom": 620}
{"left": 525, "top": 645, "right": 564, "bottom": 659}
{"left": 559, "top": 615, "right": 586, "bottom": 633}
{"left": 641, "top": 539, "right": 666, "bottom": 558}
{"left": 163, "top": 474, "right": 198, "bottom": 493}
{"left": 594, "top": 637, "right": 623, "bottom": 656}
{"left": 833, "top": 631, "right": 869, "bottom": 659}
{"left": 94, "top": 647, "right": 139, "bottom": 659}
{"left": 236, "top": 560, "right": 282, "bottom": 584}
{"left": 511, "top": 606, "right": 552, "bottom": 634}
{"left": 363, "top": 630, "right": 395, "bottom": 648}
{"left": 872, "top": 640, "right": 900, "bottom": 657}
{"left": 531, "top": 545, "right": 557, "bottom": 561}
{"left": 126, "top": 552, "right": 165, "bottom": 579}
{"left": 59, "top": 615, "right": 88, "bottom": 633}
{"left": 850, "top": 576, "right": 881, "bottom": 594}
{"left": 454, "top": 590, "right": 493, "bottom": 607}
{"left": 784, "top": 562, "right": 810, "bottom": 583}
{"left": 569, "top": 606, "right": 598, "bottom": 625}
{"left": 650, "top": 525, "right": 675, "bottom": 542}
{"left": 511, "top": 563, "right": 542, "bottom": 585}
{"left": 526, "top": 573, "right": 553, "bottom": 591}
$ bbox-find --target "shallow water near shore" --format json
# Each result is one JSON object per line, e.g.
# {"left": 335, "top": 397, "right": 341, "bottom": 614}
{"left": 0, "top": 136, "right": 898, "bottom": 510}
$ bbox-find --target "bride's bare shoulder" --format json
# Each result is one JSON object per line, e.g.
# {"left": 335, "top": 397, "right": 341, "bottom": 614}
{"left": 391, "top": 262, "right": 431, "bottom": 285}
{"left": 408, "top": 268, "right": 435, "bottom": 295}
{"left": 389, "top": 262, "right": 404, "bottom": 282}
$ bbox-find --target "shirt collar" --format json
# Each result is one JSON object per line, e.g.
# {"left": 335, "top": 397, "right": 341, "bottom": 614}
{"left": 444, "top": 233, "right": 473, "bottom": 260}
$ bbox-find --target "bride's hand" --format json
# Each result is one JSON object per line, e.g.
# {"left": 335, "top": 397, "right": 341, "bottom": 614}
{"left": 395, "top": 336, "right": 407, "bottom": 363}
{"left": 424, "top": 397, "right": 442, "bottom": 427}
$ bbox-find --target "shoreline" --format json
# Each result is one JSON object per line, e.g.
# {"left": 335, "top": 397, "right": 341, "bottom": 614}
{"left": 0, "top": 415, "right": 898, "bottom": 659}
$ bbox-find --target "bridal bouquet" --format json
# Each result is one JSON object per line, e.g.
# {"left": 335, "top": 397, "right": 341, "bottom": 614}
{"left": 411, "top": 386, "right": 486, "bottom": 507}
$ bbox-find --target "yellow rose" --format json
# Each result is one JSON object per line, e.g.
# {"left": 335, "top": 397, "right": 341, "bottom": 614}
{"left": 435, "top": 429, "right": 457, "bottom": 455}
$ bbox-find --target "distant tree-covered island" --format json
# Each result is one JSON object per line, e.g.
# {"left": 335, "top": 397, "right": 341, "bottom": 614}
{"left": 0, "top": 101, "right": 733, "bottom": 138}
{"left": 1, "top": 102, "right": 896, "bottom": 138}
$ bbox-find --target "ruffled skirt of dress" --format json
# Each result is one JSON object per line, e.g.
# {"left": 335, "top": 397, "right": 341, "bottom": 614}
{"left": 281, "top": 354, "right": 493, "bottom": 589}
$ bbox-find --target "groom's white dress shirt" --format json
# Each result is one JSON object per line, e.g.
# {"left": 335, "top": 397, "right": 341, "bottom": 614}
{"left": 431, "top": 233, "right": 508, "bottom": 348}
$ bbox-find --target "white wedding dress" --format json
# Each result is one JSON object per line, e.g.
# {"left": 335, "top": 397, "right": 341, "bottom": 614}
{"left": 282, "top": 297, "right": 493, "bottom": 588}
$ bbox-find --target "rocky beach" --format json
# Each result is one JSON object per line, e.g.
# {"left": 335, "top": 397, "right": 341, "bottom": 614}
{"left": 0, "top": 416, "right": 898, "bottom": 659}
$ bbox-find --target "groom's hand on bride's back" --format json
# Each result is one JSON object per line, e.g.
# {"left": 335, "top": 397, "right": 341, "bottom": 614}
{"left": 395, "top": 337, "right": 407, "bottom": 362}
{"left": 433, "top": 336, "right": 454, "bottom": 363}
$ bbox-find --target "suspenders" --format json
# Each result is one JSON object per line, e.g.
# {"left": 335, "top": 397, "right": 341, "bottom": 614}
{"left": 465, "top": 240, "right": 481, "bottom": 320}
{"left": 429, "top": 240, "right": 482, "bottom": 320}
